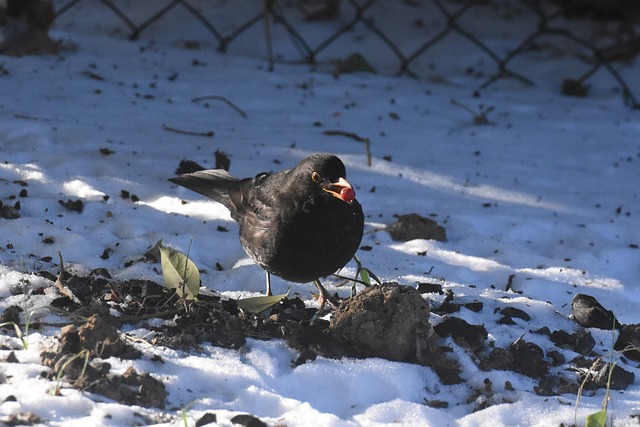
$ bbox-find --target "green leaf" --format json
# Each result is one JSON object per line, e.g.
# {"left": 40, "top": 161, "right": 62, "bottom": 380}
{"left": 353, "top": 254, "right": 381, "bottom": 287}
{"left": 157, "top": 242, "right": 200, "bottom": 299}
{"left": 585, "top": 409, "right": 607, "bottom": 427}
{"left": 236, "top": 292, "right": 288, "bottom": 313}
{"left": 358, "top": 266, "right": 371, "bottom": 286}
{"left": 361, "top": 267, "right": 382, "bottom": 286}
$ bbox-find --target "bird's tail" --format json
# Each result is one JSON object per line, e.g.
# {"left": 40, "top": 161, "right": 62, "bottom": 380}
{"left": 169, "top": 169, "right": 241, "bottom": 208}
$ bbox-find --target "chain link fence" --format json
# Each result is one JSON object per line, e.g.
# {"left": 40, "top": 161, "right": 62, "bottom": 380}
{"left": 53, "top": 0, "right": 639, "bottom": 108}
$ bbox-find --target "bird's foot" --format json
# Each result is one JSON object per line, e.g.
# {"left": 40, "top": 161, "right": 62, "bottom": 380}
{"left": 314, "top": 280, "right": 340, "bottom": 310}
{"left": 265, "top": 271, "right": 273, "bottom": 296}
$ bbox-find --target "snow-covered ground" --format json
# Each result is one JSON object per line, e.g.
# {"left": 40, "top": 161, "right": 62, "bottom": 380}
{"left": 1, "top": 1, "right": 639, "bottom": 426}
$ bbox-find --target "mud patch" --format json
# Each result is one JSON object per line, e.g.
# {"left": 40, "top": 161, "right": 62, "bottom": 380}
{"left": 40, "top": 314, "right": 166, "bottom": 408}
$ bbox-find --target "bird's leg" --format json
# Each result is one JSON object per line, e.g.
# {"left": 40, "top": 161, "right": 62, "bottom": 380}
{"left": 265, "top": 271, "right": 272, "bottom": 296}
{"left": 313, "top": 279, "right": 339, "bottom": 310}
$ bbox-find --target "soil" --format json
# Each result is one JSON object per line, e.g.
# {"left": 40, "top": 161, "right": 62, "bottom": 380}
{"left": 1, "top": 267, "right": 637, "bottom": 424}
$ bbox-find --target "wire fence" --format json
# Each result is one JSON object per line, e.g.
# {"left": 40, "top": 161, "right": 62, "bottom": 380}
{"left": 54, "top": 0, "right": 640, "bottom": 108}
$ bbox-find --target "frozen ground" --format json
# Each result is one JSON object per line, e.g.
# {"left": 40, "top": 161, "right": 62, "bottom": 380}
{"left": 1, "top": 1, "right": 639, "bottom": 426}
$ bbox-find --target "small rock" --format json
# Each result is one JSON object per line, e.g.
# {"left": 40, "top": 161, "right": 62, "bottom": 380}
{"left": 532, "top": 326, "right": 551, "bottom": 336}
{"left": 498, "top": 316, "right": 516, "bottom": 325}
{"left": 0, "top": 305, "right": 22, "bottom": 325}
{"left": 570, "top": 293, "right": 621, "bottom": 330}
{"left": 434, "top": 301, "right": 459, "bottom": 314}
{"left": 562, "top": 78, "right": 588, "bottom": 97}
{"left": 230, "top": 414, "right": 267, "bottom": 427}
{"left": 417, "top": 282, "right": 443, "bottom": 294}
{"left": 424, "top": 399, "right": 449, "bottom": 408}
{"left": 550, "top": 329, "right": 595, "bottom": 355}
{"left": 581, "top": 359, "right": 635, "bottom": 391}
{"left": 463, "top": 301, "right": 483, "bottom": 312}
{"left": 2, "top": 352, "right": 19, "bottom": 363}
{"left": 0, "top": 200, "right": 21, "bottom": 219}
{"left": 500, "top": 307, "right": 531, "bottom": 321}
{"left": 614, "top": 324, "right": 640, "bottom": 362}
{"left": 196, "top": 413, "right": 217, "bottom": 426}
{"left": 334, "top": 53, "right": 378, "bottom": 75}
{"left": 58, "top": 199, "right": 84, "bottom": 213}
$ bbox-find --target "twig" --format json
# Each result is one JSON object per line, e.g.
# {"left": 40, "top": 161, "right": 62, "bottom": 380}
{"left": 191, "top": 95, "right": 248, "bottom": 118}
{"left": 13, "top": 113, "right": 51, "bottom": 122}
{"left": 162, "top": 124, "right": 214, "bottom": 138}
{"left": 331, "top": 273, "right": 372, "bottom": 287}
{"left": 323, "top": 130, "right": 372, "bottom": 166}
{"left": 263, "top": 0, "right": 274, "bottom": 71}
{"left": 505, "top": 274, "right": 517, "bottom": 293}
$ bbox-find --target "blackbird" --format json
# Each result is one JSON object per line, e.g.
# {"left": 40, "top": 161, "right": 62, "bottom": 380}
{"left": 169, "top": 153, "right": 364, "bottom": 301}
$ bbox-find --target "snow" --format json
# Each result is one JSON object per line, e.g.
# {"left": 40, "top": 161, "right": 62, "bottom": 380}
{"left": 1, "top": 1, "right": 640, "bottom": 426}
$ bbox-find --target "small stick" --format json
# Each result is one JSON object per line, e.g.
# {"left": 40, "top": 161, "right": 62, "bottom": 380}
{"left": 191, "top": 95, "right": 248, "bottom": 118}
{"left": 323, "top": 130, "right": 372, "bottom": 166}
{"left": 14, "top": 113, "right": 50, "bottom": 121}
{"left": 263, "top": 0, "right": 274, "bottom": 71}
{"left": 163, "top": 124, "right": 214, "bottom": 138}
{"left": 505, "top": 274, "right": 516, "bottom": 292}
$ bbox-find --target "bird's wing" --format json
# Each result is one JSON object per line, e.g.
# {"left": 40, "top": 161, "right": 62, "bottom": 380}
{"left": 170, "top": 167, "right": 297, "bottom": 230}
{"left": 236, "top": 171, "right": 287, "bottom": 228}
{"left": 169, "top": 169, "right": 242, "bottom": 211}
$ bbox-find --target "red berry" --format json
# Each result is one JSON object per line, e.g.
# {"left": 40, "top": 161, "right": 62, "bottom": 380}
{"left": 340, "top": 187, "right": 355, "bottom": 202}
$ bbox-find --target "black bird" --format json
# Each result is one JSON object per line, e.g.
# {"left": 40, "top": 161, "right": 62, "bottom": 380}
{"left": 169, "top": 154, "right": 364, "bottom": 303}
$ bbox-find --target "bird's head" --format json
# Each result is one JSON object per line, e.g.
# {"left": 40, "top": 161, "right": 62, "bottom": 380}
{"left": 312, "top": 172, "right": 356, "bottom": 203}
{"left": 304, "top": 154, "right": 356, "bottom": 204}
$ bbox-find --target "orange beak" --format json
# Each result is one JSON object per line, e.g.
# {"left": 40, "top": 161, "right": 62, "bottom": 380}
{"left": 322, "top": 177, "right": 356, "bottom": 203}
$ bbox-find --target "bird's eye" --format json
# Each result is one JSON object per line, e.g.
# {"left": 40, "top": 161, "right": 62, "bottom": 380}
{"left": 311, "top": 171, "right": 322, "bottom": 183}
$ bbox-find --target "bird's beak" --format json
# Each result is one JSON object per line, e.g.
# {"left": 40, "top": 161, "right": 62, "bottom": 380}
{"left": 322, "top": 177, "right": 356, "bottom": 203}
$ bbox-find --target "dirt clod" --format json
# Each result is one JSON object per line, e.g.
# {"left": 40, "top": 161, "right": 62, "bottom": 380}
{"left": 615, "top": 324, "right": 640, "bottom": 362}
{"left": 58, "top": 199, "right": 84, "bottom": 213}
{"left": 434, "top": 316, "right": 487, "bottom": 349}
{"left": 39, "top": 313, "right": 164, "bottom": 408}
{"left": 4, "top": 412, "right": 42, "bottom": 426}
{"left": 387, "top": 213, "right": 447, "bottom": 242}
{"left": 579, "top": 358, "right": 635, "bottom": 391}
{"left": 329, "top": 283, "right": 431, "bottom": 361}
{"left": 550, "top": 329, "right": 595, "bottom": 355}
{"left": 0, "top": 200, "right": 21, "bottom": 219}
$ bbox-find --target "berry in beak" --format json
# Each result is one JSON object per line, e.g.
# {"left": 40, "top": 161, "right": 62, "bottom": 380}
{"left": 323, "top": 177, "right": 356, "bottom": 203}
